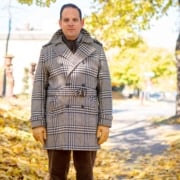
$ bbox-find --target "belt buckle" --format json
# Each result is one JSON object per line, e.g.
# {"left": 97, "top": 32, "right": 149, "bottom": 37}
{"left": 81, "top": 88, "right": 87, "bottom": 97}
{"left": 75, "top": 88, "right": 86, "bottom": 97}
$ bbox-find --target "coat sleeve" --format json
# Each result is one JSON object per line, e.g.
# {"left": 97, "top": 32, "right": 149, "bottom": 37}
{"left": 97, "top": 46, "right": 113, "bottom": 127}
{"left": 30, "top": 48, "right": 49, "bottom": 128}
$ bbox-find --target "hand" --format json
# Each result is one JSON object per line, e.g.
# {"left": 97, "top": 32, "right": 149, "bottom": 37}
{"left": 32, "top": 126, "right": 47, "bottom": 145}
{"left": 97, "top": 125, "right": 109, "bottom": 145}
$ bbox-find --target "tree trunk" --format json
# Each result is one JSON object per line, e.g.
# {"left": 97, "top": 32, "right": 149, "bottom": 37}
{"left": 176, "top": 33, "right": 180, "bottom": 115}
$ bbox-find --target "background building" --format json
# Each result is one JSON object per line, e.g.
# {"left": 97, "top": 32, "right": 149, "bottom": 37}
{"left": 0, "top": 31, "right": 51, "bottom": 94}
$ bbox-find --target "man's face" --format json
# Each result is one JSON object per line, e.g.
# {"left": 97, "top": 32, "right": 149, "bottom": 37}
{"left": 59, "top": 7, "right": 84, "bottom": 40}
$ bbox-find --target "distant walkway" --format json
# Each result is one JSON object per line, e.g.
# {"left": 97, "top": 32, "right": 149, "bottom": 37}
{"left": 103, "top": 99, "right": 178, "bottom": 160}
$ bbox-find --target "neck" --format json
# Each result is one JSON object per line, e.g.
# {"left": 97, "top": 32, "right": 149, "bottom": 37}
{"left": 63, "top": 35, "right": 78, "bottom": 41}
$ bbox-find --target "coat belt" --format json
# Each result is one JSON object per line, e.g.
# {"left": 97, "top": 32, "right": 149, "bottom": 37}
{"left": 47, "top": 86, "right": 97, "bottom": 97}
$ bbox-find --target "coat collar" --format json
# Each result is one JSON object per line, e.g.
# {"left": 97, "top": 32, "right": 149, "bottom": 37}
{"left": 47, "top": 28, "right": 96, "bottom": 57}
{"left": 47, "top": 29, "right": 96, "bottom": 77}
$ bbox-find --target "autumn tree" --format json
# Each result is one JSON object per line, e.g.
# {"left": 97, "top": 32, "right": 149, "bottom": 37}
{"left": 109, "top": 43, "right": 176, "bottom": 91}
{"left": 16, "top": 0, "right": 178, "bottom": 92}
{"left": 85, "top": 0, "right": 177, "bottom": 49}
{"left": 175, "top": 0, "right": 180, "bottom": 115}
{"left": 17, "top": 0, "right": 177, "bottom": 50}
{"left": 176, "top": 34, "right": 180, "bottom": 114}
{"left": 84, "top": 0, "right": 177, "bottom": 91}
{"left": 17, "top": 0, "right": 56, "bottom": 7}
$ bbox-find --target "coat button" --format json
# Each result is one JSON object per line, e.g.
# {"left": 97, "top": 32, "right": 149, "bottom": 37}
{"left": 66, "top": 83, "right": 71, "bottom": 86}
{"left": 81, "top": 83, "right": 85, "bottom": 87}
{"left": 65, "top": 104, "right": 70, "bottom": 108}
{"left": 81, "top": 105, "right": 84, "bottom": 108}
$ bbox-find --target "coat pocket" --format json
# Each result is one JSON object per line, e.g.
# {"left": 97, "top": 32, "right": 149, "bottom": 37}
{"left": 88, "top": 96, "right": 99, "bottom": 110}
{"left": 46, "top": 96, "right": 65, "bottom": 115}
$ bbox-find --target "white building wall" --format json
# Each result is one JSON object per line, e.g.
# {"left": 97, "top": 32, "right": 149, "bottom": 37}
{"left": 0, "top": 32, "right": 51, "bottom": 94}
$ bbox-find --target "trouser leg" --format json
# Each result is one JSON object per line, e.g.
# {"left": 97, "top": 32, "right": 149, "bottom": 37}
{"left": 47, "top": 150, "right": 71, "bottom": 180}
{"left": 73, "top": 150, "right": 97, "bottom": 180}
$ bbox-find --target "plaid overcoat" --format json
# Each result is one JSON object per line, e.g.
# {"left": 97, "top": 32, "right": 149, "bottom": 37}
{"left": 30, "top": 29, "right": 112, "bottom": 150}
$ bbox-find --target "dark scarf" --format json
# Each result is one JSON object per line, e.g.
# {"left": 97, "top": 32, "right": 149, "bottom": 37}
{"left": 62, "top": 33, "right": 82, "bottom": 53}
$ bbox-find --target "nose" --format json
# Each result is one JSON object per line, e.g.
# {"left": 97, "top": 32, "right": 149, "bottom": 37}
{"left": 68, "top": 20, "right": 74, "bottom": 26}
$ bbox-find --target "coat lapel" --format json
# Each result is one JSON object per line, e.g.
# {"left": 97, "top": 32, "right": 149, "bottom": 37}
{"left": 66, "top": 44, "right": 96, "bottom": 77}
{"left": 53, "top": 42, "right": 96, "bottom": 77}
{"left": 49, "top": 29, "right": 97, "bottom": 78}
{"left": 53, "top": 43, "right": 70, "bottom": 59}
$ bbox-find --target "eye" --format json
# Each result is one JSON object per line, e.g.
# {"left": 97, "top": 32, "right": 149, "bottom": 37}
{"left": 63, "top": 18, "right": 69, "bottom": 22}
{"left": 73, "top": 18, "right": 79, "bottom": 22}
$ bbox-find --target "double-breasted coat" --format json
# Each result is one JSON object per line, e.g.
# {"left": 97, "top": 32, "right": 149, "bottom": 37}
{"left": 30, "top": 29, "right": 112, "bottom": 151}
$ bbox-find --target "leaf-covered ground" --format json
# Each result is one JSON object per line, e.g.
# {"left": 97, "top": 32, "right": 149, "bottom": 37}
{"left": 0, "top": 96, "right": 180, "bottom": 180}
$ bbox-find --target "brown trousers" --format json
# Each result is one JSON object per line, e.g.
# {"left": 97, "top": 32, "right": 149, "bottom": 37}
{"left": 47, "top": 150, "right": 97, "bottom": 180}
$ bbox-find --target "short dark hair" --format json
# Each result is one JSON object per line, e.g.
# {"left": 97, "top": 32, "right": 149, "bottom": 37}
{"left": 60, "top": 3, "right": 82, "bottom": 20}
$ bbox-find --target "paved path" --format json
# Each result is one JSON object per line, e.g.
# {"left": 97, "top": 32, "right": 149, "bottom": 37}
{"left": 103, "top": 99, "right": 179, "bottom": 159}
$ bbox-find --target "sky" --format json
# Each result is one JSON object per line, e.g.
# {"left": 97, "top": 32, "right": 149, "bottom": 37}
{"left": 142, "top": 6, "right": 179, "bottom": 50}
{"left": 0, "top": 0, "right": 179, "bottom": 50}
{"left": 0, "top": 0, "right": 94, "bottom": 32}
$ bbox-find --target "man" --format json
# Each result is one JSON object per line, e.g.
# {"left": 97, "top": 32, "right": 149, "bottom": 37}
{"left": 30, "top": 3, "right": 112, "bottom": 180}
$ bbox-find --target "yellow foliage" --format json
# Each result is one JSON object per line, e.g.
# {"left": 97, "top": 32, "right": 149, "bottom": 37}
{"left": 0, "top": 96, "right": 180, "bottom": 179}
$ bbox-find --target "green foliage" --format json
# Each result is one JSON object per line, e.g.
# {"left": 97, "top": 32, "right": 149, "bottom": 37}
{"left": 85, "top": 0, "right": 176, "bottom": 49}
{"left": 85, "top": 0, "right": 177, "bottom": 93}
{"left": 109, "top": 44, "right": 176, "bottom": 91}
{"left": 17, "top": 0, "right": 56, "bottom": 7}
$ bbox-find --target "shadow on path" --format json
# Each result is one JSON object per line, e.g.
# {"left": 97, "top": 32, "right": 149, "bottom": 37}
{"left": 102, "top": 100, "right": 176, "bottom": 162}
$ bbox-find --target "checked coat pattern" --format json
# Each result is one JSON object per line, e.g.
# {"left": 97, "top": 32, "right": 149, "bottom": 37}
{"left": 30, "top": 29, "right": 113, "bottom": 150}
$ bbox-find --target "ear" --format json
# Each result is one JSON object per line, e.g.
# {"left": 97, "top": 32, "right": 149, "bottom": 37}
{"left": 81, "top": 19, "right": 84, "bottom": 27}
{"left": 58, "top": 19, "right": 62, "bottom": 28}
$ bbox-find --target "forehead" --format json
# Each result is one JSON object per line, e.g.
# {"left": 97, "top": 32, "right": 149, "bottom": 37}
{"left": 61, "top": 7, "right": 80, "bottom": 18}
